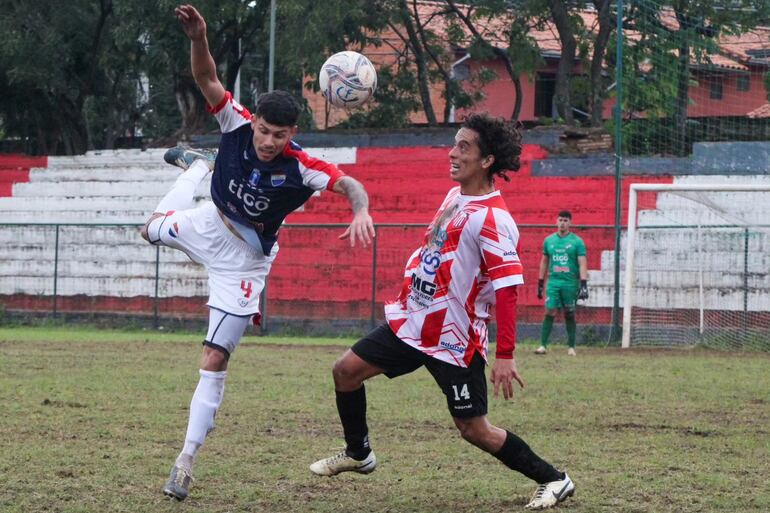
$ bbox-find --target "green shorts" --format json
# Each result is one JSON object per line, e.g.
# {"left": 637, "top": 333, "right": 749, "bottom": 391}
{"left": 545, "top": 282, "right": 578, "bottom": 310}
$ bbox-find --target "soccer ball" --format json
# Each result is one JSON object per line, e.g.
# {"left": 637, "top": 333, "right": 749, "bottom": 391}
{"left": 319, "top": 51, "right": 378, "bottom": 109}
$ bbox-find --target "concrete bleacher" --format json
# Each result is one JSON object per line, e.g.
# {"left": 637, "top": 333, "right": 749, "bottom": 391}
{"left": 587, "top": 175, "right": 770, "bottom": 313}
{"left": 0, "top": 147, "right": 362, "bottom": 314}
{"left": 14, "top": 145, "right": 769, "bottom": 326}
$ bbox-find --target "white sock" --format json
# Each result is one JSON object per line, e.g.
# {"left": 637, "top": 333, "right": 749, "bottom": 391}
{"left": 155, "top": 159, "right": 210, "bottom": 213}
{"left": 179, "top": 369, "right": 227, "bottom": 464}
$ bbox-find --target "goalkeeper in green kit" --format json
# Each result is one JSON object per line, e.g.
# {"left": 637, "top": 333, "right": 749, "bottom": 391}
{"left": 536, "top": 211, "right": 588, "bottom": 356}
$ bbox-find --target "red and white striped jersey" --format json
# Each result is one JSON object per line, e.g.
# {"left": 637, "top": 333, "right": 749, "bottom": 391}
{"left": 384, "top": 186, "right": 523, "bottom": 367}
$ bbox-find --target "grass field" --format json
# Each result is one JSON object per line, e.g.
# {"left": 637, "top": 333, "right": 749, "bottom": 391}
{"left": 1, "top": 326, "right": 769, "bottom": 513}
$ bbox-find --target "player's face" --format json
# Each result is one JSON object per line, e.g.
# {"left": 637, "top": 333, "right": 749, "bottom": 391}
{"left": 448, "top": 128, "right": 491, "bottom": 185}
{"left": 251, "top": 116, "right": 297, "bottom": 162}
{"left": 557, "top": 216, "right": 571, "bottom": 233}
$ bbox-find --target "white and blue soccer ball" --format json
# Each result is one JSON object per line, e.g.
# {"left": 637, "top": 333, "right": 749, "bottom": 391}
{"left": 319, "top": 51, "right": 378, "bottom": 109}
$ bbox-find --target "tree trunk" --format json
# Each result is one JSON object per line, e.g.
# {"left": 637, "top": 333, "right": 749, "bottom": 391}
{"left": 549, "top": 0, "right": 576, "bottom": 125}
{"left": 175, "top": 77, "right": 210, "bottom": 138}
{"left": 590, "top": 0, "right": 613, "bottom": 127}
{"left": 512, "top": 75, "right": 523, "bottom": 121}
{"left": 674, "top": 9, "right": 691, "bottom": 156}
{"left": 398, "top": 0, "right": 437, "bottom": 125}
{"left": 444, "top": 0, "right": 525, "bottom": 121}
{"left": 497, "top": 50, "right": 523, "bottom": 121}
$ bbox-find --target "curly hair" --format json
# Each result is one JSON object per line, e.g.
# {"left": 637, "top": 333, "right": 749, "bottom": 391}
{"left": 461, "top": 113, "right": 522, "bottom": 182}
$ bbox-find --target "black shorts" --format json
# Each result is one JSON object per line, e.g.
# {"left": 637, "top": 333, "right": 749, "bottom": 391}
{"left": 351, "top": 323, "right": 488, "bottom": 418}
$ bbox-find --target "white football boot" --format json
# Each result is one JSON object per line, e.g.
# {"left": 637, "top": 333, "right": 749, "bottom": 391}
{"left": 163, "top": 146, "right": 216, "bottom": 171}
{"left": 310, "top": 450, "right": 377, "bottom": 476}
{"left": 567, "top": 347, "right": 576, "bottom": 356}
{"left": 535, "top": 345, "right": 548, "bottom": 355}
{"left": 524, "top": 473, "right": 575, "bottom": 509}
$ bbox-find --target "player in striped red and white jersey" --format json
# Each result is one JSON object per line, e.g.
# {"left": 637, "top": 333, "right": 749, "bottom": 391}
{"left": 311, "top": 114, "right": 575, "bottom": 510}
{"left": 384, "top": 185, "right": 524, "bottom": 367}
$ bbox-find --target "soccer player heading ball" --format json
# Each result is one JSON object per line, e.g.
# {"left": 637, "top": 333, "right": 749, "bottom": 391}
{"left": 536, "top": 211, "right": 588, "bottom": 356}
{"left": 141, "top": 4, "right": 375, "bottom": 501}
{"left": 310, "top": 115, "right": 575, "bottom": 510}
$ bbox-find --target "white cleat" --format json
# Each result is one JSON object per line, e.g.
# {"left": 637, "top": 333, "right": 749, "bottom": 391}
{"left": 535, "top": 346, "right": 548, "bottom": 355}
{"left": 525, "top": 473, "right": 575, "bottom": 510}
{"left": 163, "top": 146, "right": 216, "bottom": 171}
{"left": 310, "top": 450, "right": 377, "bottom": 476}
{"left": 567, "top": 347, "right": 576, "bottom": 356}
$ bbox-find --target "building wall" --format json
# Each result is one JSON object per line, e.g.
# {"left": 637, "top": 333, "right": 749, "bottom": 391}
{"left": 688, "top": 70, "right": 768, "bottom": 118}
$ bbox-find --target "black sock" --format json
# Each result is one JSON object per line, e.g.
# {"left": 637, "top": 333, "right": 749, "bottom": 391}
{"left": 493, "top": 431, "right": 563, "bottom": 484}
{"left": 336, "top": 386, "right": 371, "bottom": 460}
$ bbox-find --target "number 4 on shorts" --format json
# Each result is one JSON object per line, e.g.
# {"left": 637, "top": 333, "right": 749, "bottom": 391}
{"left": 452, "top": 384, "right": 470, "bottom": 401}
{"left": 241, "top": 280, "right": 253, "bottom": 298}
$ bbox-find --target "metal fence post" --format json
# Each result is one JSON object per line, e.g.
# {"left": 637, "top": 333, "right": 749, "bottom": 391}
{"left": 610, "top": 0, "right": 625, "bottom": 343}
{"left": 370, "top": 225, "right": 379, "bottom": 329}
{"left": 154, "top": 245, "right": 160, "bottom": 329}
{"left": 53, "top": 224, "right": 60, "bottom": 317}
{"left": 743, "top": 228, "right": 749, "bottom": 337}
{"left": 261, "top": 276, "right": 268, "bottom": 333}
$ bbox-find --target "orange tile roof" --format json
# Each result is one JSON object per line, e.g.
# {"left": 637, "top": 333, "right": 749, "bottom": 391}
{"left": 356, "top": 3, "right": 768, "bottom": 71}
{"left": 748, "top": 103, "right": 770, "bottom": 119}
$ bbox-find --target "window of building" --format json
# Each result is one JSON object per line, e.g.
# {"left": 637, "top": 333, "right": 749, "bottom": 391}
{"left": 534, "top": 73, "right": 556, "bottom": 118}
{"left": 710, "top": 78, "right": 723, "bottom": 100}
{"left": 737, "top": 75, "right": 750, "bottom": 92}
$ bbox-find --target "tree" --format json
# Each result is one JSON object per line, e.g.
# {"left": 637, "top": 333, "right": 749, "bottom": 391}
{"left": 589, "top": 0, "right": 614, "bottom": 127}
{"left": 547, "top": 0, "right": 578, "bottom": 125}
{"left": 391, "top": 0, "right": 438, "bottom": 125}
{"left": 444, "top": 0, "right": 542, "bottom": 121}
{"left": 622, "top": 0, "right": 770, "bottom": 154}
{"left": 0, "top": 0, "right": 122, "bottom": 154}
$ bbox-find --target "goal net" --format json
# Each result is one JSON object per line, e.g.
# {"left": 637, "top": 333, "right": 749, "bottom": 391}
{"left": 622, "top": 182, "right": 770, "bottom": 351}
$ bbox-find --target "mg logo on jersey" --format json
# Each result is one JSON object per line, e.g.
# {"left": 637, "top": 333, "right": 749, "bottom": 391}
{"left": 410, "top": 273, "right": 437, "bottom": 297}
{"left": 228, "top": 179, "right": 271, "bottom": 217}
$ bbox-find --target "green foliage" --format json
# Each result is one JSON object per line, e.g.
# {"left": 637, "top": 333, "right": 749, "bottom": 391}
{"left": 1, "top": 0, "right": 768, "bottom": 151}
{"left": 337, "top": 65, "right": 421, "bottom": 128}
{"left": 619, "top": 0, "right": 770, "bottom": 156}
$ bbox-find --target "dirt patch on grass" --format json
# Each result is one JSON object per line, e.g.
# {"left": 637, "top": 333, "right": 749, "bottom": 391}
{"left": 607, "top": 422, "right": 717, "bottom": 437}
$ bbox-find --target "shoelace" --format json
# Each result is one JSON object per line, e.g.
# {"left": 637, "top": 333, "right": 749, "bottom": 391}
{"left": 531, "top": 483, "right": 548, "bottom": 500}
{"left": 327, "top": 451, "right": 350, "bottom": 465}
{"left": 174, "top": 467, "right": 193, "bottom": 487}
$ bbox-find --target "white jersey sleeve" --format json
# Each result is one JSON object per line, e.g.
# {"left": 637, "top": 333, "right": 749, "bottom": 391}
{"left": 477, "top": 207, "right": 524, "bottom": 289}
{"left": 207, "top": 91, "right": 252, "bottom": 134}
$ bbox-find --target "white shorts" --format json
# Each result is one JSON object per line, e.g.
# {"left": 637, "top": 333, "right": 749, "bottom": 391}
{"left": 146, "top": 201, "right": 277, "bottom": 316}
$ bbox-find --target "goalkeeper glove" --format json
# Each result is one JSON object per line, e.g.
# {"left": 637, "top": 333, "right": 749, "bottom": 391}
{"left": 537, "top": 279, "right": 544, "bottom": 300}
{"left": 578, "top": 280, "right": 589, "bottom": 300}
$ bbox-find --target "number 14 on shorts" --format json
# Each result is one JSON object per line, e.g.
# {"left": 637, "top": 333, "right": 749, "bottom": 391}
{"left": 452, "top": 384, "right": 470, "bottom": 401}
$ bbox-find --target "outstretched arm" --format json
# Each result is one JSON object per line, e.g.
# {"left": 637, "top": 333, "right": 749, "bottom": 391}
{"left": 332, "top": 176, "right": 375, "bottom": 247}
{"left": 175, "top": 4, "right": 226, "bottom": 108}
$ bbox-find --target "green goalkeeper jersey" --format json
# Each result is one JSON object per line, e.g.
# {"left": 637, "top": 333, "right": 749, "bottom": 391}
{"left": 543, "top": 232, "right": 586, "bottom": 285}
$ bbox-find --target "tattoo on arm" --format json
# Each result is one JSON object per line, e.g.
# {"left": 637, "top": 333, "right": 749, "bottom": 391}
{"left": 338, "top": 177, "right": 369, "bottom": 214}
